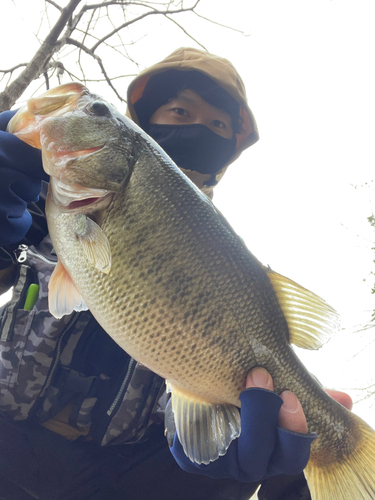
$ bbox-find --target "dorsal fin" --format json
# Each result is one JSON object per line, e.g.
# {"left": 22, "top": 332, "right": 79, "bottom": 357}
{"left": 266, "top": 269, "right": 339, "bottom": 350}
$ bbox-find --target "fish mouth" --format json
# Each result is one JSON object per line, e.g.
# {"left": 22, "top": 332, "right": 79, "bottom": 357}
{"left": 49, "top": 145, "right": 104, "bottom": 157}
{"left": 67, "top": 196, "right": 103, "bottom": 210}
{"left": 50, "top": 177, "right": 114, "bottom": 212}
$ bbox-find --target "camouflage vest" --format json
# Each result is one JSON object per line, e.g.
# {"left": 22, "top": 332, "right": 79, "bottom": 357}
{"left": 0, "top": 235, "right": 165, "bottom": 446}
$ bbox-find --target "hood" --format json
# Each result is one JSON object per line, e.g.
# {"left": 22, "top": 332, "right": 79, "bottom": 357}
{"left": 126, "top": 47, "right": 259, "bottom": 197}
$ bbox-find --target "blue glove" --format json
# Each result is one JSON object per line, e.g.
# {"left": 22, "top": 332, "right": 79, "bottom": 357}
{"left": 0, "top": 110, "right": 47, "bottom": 246}
{"left": 170, "top": 388, "right": 317, "bottom": 482}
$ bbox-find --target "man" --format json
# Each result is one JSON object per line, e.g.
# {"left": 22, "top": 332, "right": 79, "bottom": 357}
{"left": 0, "top": 47, "right": 350, "bottom": 499}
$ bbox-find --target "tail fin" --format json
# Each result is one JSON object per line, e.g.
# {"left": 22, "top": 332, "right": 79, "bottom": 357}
{"left": 305, "top": 413, "right": 375, "bottom": 500}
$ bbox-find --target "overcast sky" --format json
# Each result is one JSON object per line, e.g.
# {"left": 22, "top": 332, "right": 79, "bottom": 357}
{"left": 1, "top": 0, "right": 374, "bottom": 426}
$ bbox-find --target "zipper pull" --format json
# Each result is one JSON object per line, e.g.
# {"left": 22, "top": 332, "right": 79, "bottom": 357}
{"left": 14, "top": 244, "right": 28, "bottom": 263}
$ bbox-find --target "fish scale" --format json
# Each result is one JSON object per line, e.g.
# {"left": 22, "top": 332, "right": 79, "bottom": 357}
{"left": 8, "top": 82, "right": 375, "bottom": 499}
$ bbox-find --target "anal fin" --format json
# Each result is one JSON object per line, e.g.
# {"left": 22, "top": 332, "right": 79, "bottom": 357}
{"left": 48, "top": 260, "right": 88, "bottom": 318}
{"left": 166, "top": 380, "right": 241, "bottom": 465}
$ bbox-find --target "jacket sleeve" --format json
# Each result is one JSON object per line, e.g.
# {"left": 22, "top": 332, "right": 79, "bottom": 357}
{"left": 0, "top": 110, "right": 47, "bottom": 247}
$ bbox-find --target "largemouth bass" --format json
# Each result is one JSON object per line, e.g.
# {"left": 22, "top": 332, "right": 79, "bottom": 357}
{"left": 9, "top": 83, "right": 375, "bottom": 500}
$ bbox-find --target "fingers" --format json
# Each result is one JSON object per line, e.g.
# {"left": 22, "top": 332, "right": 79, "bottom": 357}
{"left": 325, "top": 388, "right": 353, "bottom": 410}
{"left": 246, "top": 367, "right": 274, "bottom": 391}
{"left": 278, "top": 391, "right": 308, "bottom": 434}
{"left": 246, "top": 367, "right": 308, "bottom": 434}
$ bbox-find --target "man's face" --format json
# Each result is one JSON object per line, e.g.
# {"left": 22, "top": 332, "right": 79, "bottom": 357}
{"left": 149, "top": 89, "right": 234, "bottom": 139}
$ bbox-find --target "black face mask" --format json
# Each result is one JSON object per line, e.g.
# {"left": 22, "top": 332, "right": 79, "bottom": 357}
{"left": 147, "top": 124, "right": 237, "bottom": 175}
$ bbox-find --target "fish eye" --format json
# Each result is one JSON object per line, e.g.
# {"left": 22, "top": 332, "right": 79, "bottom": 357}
{"left": 88, "top": 101, "right": 110, "bottom": 117}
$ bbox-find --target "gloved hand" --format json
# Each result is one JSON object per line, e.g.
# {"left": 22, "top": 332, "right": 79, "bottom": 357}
{"left": 168, "top": 369, "right": 317, "bottom": 482}
{"left": 0, "top": 110, "right": 47, "bottom": 246}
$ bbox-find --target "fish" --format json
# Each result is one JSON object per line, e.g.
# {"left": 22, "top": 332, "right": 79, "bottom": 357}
{"left": 8, "top": 83, "right": 375, "bottom": 500}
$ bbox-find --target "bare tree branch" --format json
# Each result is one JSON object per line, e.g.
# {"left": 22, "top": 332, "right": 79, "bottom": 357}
{"left": 192, "top": 9, "right": 250, "bottom": 36}
{"left": 165, "top": 14, "right": 206, "bottom": 51}
{"left": 0, "top": 0, "right": 82, "bottom": 111}
{"left": 0, "top": 63, "right": 29, "bottom": 89}
{"left": 0, "top": 0, "right": 240, "bottom": 113}
{"left": 0, "top": 63, "right": 28, "bottom": 75}
{"left": 66, "top": 38, "right": 126, "bottom": 102}
{"left": 43, "top": 71, "right": 50, "bottom": 90}
{"left": 82, "top": 1, "right": 133, "bottom": 9}
{"left": 45, "top": 0, "right": 63, "bottom": 12}
{"left": 91, "top": 1, "right": 200, "bottom": 52}
{"left": 78, "top": 7, "right": 97, "bottom": 85}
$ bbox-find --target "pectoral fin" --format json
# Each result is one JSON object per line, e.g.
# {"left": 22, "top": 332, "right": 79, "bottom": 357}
{"left": 49, "top": 261, "right": 88, "bottom": 319}
{"left": 166, "top": 381, "right": 241, "bottom": 465}
{"left": 75, "top": 215, "right": 111, "bottom": 274}
{"left": 266, "top": 269, "right": 339, "bottom": 349}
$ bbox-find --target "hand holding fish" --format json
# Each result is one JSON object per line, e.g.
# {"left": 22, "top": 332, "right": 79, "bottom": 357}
{"left": 247, "top": 367, "right": 309, "bottom": 434}
{"left": 170, "top": 368, "right": 352, "bottom": 482}
{"left": 170, "top": 367, "right": 315, "bottom": 482}
{"left": 246, "top": 369, "right": 353, "bottom": 432}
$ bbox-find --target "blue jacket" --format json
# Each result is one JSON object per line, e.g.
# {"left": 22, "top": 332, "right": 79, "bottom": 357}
{"left": 0, "top": 110, "right": 47, "bottom": 247}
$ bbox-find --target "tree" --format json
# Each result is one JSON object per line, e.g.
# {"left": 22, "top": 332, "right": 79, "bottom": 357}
{"left": 0, "top": 0, "right": 212, "bottom": 112}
